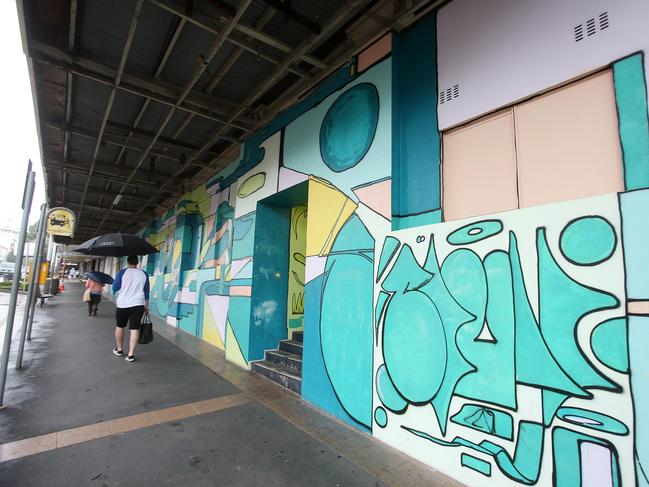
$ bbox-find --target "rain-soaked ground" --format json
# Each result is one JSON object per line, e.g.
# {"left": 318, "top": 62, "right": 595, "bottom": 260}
{"left": 0, "top": 282, "right": 460, "bottom": 487}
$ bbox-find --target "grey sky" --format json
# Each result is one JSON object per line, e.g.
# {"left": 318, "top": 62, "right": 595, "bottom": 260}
{"left": 0, "top": 1, "right": 46, "bottom": 230}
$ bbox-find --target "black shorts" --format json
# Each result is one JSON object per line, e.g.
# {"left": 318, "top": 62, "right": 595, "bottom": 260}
{"left": 115, "top": 306, "right": 145, "bottom": 330}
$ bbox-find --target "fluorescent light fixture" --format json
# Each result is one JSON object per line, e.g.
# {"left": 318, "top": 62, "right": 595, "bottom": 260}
{"left": 112, "top": 194, "right": 122, "bottom": 205}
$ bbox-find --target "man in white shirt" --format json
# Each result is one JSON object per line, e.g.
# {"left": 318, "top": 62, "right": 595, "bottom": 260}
{"left": 111, "top": 255, "right": 150, "bottom": 362}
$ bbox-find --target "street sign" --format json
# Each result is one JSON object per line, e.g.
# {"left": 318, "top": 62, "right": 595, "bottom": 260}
{"left": 46, "top": 207, "right": 76, "bottom": 237}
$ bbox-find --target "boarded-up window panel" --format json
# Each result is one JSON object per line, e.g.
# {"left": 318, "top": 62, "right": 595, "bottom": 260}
{"left": 442, "top": 109, "right": 519, "bottom": 221}
{"left": 515, "top": 70, "right": 624, "bottom": 208}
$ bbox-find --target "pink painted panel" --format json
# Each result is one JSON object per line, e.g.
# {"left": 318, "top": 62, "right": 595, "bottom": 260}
{"left": 352, "top": 178, "right": 391, "bottom": 220}
{"left": 357, "top": 34, "right": 392, "bottom": 73}
{"left": 442, "top": 110, "right": 519, "bottom": 221}
{"left": 515, "top": 70, "right": 624, "bottom": 208}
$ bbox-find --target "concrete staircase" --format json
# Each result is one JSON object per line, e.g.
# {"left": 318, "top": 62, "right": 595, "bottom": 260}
{"left": 251, "top": 331, "right": 303, "bottom": 394}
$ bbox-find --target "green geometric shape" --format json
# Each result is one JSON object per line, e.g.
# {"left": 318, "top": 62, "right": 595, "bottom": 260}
{"left": 403, "top": 420, "right": 544, "bottom": 485}
{"left": 383, "top": 290, "right": 446, "bottom": 403}
{"left": 591, "top": 317, "right": 629, "bottom": 373}
{"left": 461, "top": 453, "right": 492, "bottom": 476}
{"left": 559, "top": 216, "right": 616, "bottom": 266}
{"left": 320, "top": 83, "right": 379, "bottom": 172}
{"left": 377, "top": 236, "right": 400, "bottom": 282}
{"left": 538, "top": 228, "right": 619, "bottom": 390}
{"left": 419, "top": 237, "right": 475, "bottom": 433}
{"left": 441, "top": 249, "right": 487, "bottom": 331}
{"left": 374, "top": 290, "right": 389, "bottom": 344}
{"left": 447, "top": 219, "right": 503, "bottom": 245}
{"left": 381, "top": 244, "right": 432, "bottom": 293}
{"left": 509, "top": 232, "right": 586, "bottom": 397}
{"left": 450, "top": 403, "right": 513, "bottom": 440}
{"left": 375, "top": 364, "right": 408, "bottom": 413}
{"left": 556, "top": 407, "right": 628, "bottom": 435}
{"left": 455, "top": 250, "right": 516, "bottom": 409}
{"left": 542, "top": 389, "right": 568, "bottom": 427}
{"left": 613, "top": 53, "right": 649, "bottom": 190}
{"left": 374, "top": 407, "right": 388, "bottom": 428}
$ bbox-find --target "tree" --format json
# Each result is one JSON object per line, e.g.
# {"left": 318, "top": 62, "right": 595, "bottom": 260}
{"left": 6, "top": 250, "right": 15, "bottom": 263}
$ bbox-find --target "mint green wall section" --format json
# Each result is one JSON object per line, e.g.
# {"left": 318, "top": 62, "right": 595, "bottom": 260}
{"left": 613, "top": 53, "right": 649, "bottom": 190}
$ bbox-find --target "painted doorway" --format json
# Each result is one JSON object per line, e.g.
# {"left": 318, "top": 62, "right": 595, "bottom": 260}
{"left": 287, "top": 205, "right": 307, "bottom": 338}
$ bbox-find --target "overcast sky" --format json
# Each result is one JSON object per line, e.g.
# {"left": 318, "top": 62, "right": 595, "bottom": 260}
{"left": 0, "top": 1, "right": 46, "bottom": 230}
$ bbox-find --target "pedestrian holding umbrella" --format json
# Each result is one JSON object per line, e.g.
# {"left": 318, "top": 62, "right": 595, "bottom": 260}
{"left": 84, "top": 271, "right": 114, "bottom": 285}
{"left": 75, "top": 233, "right": 157, "bottom": 362}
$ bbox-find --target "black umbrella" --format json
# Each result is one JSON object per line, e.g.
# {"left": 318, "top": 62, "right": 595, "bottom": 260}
{"left": 74, "top": 233, "right": 159, "bottom": 257}
{"left": 85, "top": 271, "right": 114, "bottom": 284}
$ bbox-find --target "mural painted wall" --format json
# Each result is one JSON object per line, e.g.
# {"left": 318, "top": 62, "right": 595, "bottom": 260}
{"left": 287, "top": 205, "right": 307, "bottom": 333}
{"left": 134, "top": 0, "right": 649, "bottom": 484}
{"left": 372, "top": 193, "right": 649, "bottom": 486}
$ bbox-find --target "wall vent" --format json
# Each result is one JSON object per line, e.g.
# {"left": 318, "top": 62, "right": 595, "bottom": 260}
{"left": 574, "top": 12, "right": 610, "bottom": 42}
{"left": 599, "top": 11, "right": 609, "bottom": 30}
{"left": 439, "top": 84, "right": 460, "bottom": 105}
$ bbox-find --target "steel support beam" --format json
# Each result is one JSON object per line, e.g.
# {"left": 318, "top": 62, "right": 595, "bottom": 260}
{"left": 120, "top": 0, "right": 373, "bottom": 230}
{"left": 30, "top": 41, "right": 255, "bottom": 131}
{"left": 96, "top": 0, "right": 253, "bottom": 234}
{"left": 76, "top": 1, "right": 144, "bottom": 223}
{"left": 148, "top": 0, "right": 325, "bottom": 71}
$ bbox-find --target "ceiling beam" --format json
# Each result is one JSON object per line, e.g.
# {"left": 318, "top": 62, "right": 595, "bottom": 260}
{"left": 76, "top": 1, "right": 144, "bottom": 225}
{"left": 30, "top": 41, "right": 256, "bottom": 131}
{"left": 258, "top": 0, "right": 320, "bottom": 35}
{"left": 148, "top": 0, "right": 325, "bottom": 71}
{"left": 98, "top": 0, "right": 253, "bottom": 234}
{"left": 120, "top": 0, "right": 373, "bottom": 230}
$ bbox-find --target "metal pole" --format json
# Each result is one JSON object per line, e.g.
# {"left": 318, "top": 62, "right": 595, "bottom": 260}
{"left": 16, "top": 203, "right": 47, "bottom": 366}
{"left": 0, "top": 167, "right": 36, "bottom": 406}
{"left": 26, "top": 220, "right": 48, "bottom": 342}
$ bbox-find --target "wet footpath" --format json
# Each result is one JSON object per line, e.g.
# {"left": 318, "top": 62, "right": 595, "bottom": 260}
{"left": 0, "top": 282, "right": 460, "bottom": 486}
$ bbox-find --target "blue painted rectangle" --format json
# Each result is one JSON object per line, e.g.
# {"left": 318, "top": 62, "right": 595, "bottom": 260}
{"left": 461, "top": 453, "right": 491, "bottom": 476}
{"left": 620, "top": 189, "right": 649, "bottom": 298}
{"left": 613, "top": 53, "right": 649, "bottom": 191}
{"left": 392, "top": 13, "right": 441, "bottom": 224}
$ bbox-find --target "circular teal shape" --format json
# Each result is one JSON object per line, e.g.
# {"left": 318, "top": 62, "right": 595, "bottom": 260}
{"left": 557, "top": 407, "right": 628, "bottom": 435}
{"left": 374, "top": 407, "right": 388, "bottom": 428}
{"left": 376, "top": 364, "right": 408, "bottom": 413}
{"left": 319, "top": 83, "right": 379, "bottom": 172}
{"left": 447, "top": 219, "right": 503, "bottom": 245}
{"left": 383, "top": 291, "right": 446, "bottom": 403}
{"left": 559, "top": 216, "right": 616, "bottom": 265}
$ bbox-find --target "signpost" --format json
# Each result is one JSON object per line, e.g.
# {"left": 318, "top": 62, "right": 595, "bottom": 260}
{"left": 0, "top": 162, "right": 35, "bottom": 406}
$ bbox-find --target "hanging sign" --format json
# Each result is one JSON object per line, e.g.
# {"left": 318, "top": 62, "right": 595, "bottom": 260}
{"left": 46, "top": 207, "right": 76, "bottom": 237}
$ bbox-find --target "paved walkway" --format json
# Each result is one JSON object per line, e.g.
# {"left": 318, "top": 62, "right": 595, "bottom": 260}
{"left": 0, "top": 282, "right": 460, "bottom": 486}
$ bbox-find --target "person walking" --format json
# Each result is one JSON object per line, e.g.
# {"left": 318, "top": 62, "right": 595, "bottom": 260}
{"left": 85, "top": 277, "right": 104, "bottom": 316}
{"left": 112, "top": 255, "right": 150, "bottom": 362}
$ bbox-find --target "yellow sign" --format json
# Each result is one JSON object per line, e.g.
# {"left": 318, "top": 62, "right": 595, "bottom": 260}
{"left": 46, "top": 207, "right": 76, "bottom": 237}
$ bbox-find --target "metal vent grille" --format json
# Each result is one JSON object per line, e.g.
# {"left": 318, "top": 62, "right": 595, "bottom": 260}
{"left": 599, "top": 11, "right": 609, "bottom": 29}
{"left": 439, "top": 84, "right": 460, "bottom": 105}
{"left": 574, "top": 12, "right": 610, "bottom": 42}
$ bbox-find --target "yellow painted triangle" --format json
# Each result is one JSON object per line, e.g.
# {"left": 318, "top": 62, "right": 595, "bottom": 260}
{"left": 225, "top": 321, "right": 249, "bottom": 368}
{"left": 201, "top": 301, "right": 225, "bottom": 350}
{"left": 306, "top": 177, "right": 357, "bottom": 257}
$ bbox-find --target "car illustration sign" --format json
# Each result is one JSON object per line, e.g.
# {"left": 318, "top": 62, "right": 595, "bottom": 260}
{"left": 46, "top": 207, "right": 76, "bottom": 237}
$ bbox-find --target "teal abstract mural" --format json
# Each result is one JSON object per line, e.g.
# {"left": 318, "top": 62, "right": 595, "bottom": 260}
{"left": 373, "top": 193, "right": 640, "bottom": 486}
